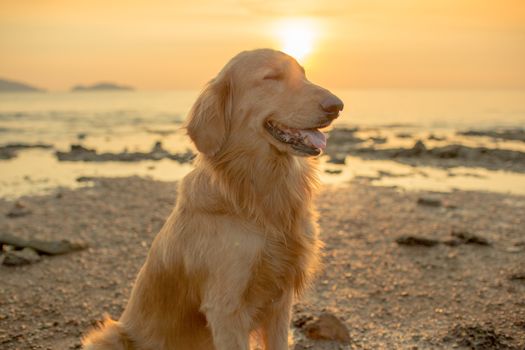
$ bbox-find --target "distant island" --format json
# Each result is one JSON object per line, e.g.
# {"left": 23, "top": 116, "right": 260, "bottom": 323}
{"left": 0, "top": 78, "right": 45, "bottom": 93}
{"left": 71, "top": 82, "right": 134, "bottom": 92}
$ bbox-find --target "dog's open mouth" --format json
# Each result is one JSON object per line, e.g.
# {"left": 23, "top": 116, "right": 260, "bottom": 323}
{"left": 265, "top": 120, "right": 327, "bottom": 156}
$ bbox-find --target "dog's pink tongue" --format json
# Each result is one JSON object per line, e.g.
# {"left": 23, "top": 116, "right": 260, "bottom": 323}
{"left": 301, "top": 129, "right": 327, "bottom": 149}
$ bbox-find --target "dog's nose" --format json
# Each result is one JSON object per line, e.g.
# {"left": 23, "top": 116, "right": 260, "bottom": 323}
{"left": 320, "top": 95, "right": 344, "bottom": 117}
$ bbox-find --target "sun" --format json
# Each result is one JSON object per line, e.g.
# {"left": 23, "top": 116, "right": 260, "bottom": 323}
{"left": 276, "top": 19, "right": 317, "bottom": 62}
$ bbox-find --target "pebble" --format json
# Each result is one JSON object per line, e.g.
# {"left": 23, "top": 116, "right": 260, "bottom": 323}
{"left": 508, "top": 272, "right": 525, "bottom": 281}
{"left": 0, "top": 233, "right": 88, "bottom": 255}
{"left": 302, "top": 313, "right": 351, "bottom": 344}
{"left": 2, "top": 247, "right": 41, "bottom": 266}
{"left": 450, "top": 231, "right": 490, "bottom": 246}
{"left": 417, "top": 196, "right": 442, "bottom": 207}
{"left": 395, "top": 235, "right": 440, "bottom": 247}
{"left": 6, "top": 201, "right": 32, "bottom": 218}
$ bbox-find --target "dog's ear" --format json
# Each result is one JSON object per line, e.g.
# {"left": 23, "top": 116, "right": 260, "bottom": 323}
{"left": 186, "top": 75, "right": 232, "bottom": 158}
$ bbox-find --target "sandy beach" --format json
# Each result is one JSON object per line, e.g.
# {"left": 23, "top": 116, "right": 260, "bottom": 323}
{"left": 1, "top": 176, "right": 524, "bottom": 349}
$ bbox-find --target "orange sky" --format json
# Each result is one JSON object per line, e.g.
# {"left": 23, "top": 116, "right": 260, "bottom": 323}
{"left": 1, "top": 0, "right": 524, "bottom": 90}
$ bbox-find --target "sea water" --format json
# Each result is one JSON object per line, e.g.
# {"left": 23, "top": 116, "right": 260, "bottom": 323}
{"left": 1, "top": 89, "right": 524, "bottom": 198}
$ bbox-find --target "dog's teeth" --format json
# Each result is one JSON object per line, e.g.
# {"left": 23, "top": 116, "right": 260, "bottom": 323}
{"left": 267, "top": 119, "right": 323, "bottom": 151}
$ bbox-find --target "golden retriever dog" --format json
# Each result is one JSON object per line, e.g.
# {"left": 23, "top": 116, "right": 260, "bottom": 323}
{"left": 82, "top": 48, "right": 343, "bottom": 350}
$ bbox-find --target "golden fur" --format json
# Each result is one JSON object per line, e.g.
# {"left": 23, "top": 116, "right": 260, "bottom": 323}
{"left": 82, "top": 49, "right": 342, "bottom": 350}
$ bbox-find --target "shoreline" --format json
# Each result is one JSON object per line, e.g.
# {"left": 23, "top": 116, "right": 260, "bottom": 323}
{"left": 1, "top": 125, "right": 525, "bottom": 200}
{"left": 0, "top": 176, "right": 523, "bottom": 349}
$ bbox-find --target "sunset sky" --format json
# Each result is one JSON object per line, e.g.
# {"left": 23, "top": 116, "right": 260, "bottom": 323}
{"left": 1, "top": 0, "right": 524, "bottom": 90}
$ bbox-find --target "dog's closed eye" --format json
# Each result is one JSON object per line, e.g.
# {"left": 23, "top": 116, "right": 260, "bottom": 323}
{"left": 263, "top": 71, "right": 285, "bottom": 81}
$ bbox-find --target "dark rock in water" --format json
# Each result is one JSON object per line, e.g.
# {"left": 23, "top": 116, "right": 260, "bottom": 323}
{"left": 458, "top": 128, "right": 525, "bottom": 143}
{"left": 428, "top": 134, "right": 446, "bottom": 141}
{"left": 396, "top": 235, "right": 440, "bottom": 247}
{"left": 72, "top": 144, "right": 93, "bottom": 152}
{"left": 151, "top": 141, "right": 164, "bottom": 153}
{"left": 325, "top": 126, "right": 525, "bottom": 172}
{"left": 0, "top": 148, "right": 16, "bottom": 159}
{"left": 76, "top": 176, "right": 96, "bottom": 183}
{"left": 451, "top": 230, "right": 491, "bottom": 246}
{"left": 327, "top": 154, "right": 346, "bottom": 164}
{"left": 378, "top": 170, "right": 410, "bottom": 178}
{"left": 382, "top": 123, "right": 416, "bottom": 128}
{"left": 443, "top": 324, "right": 517, "bottom": 350}
{"left": 56, "top": 144, "right": 96, "bottom": 161}
{"left": 327, "top": 128, "right": 364, "bottom": 146}
{"left": 0, "top": 143, "right": 53, "bottom": 159}
{"left": 145, "top": 128, "right": 178, "bottom": 136}
{"left": 2, "top": 247, "right": 41, "bottom": 266}
{"left": 324, "top": 169, "right": 343, "bottom": 174}
{"left": 301, "top": 313, "right": 351, "bottom": 343}
{"left": 369, "top": 136, "right": 387, "bottom": 144}
{"left": 0, "top": 233, "right": 88, "bottom": 255}
{"left": 56, "top": 142, "right": 195, "bottom": 163}
{"left": 417, "top": 196, "right": 442, "bottom": 207}
{"left": 432, "top": 145, "right": 458, "bottom": 158}
{"left": 428, "top": 144, "right": 525, "bottom": 162}
{"left": 167, "top": 152, "right": 195, "bottom": 163}
{"left": 6, "top": 201, "right": 32, "bottom": 218}
{"left": 405, "top": 140, "right": 426, "bottom": 156}
{"left": 0, "top": 142, "right": 53, "bottom": 150}
{"left": 338, "top": 140, "right": 525, "bottom": 172}
{"left": 149, "top": 141, "right": 171, "bottom": 160}
{"left": 388, "top": 140, "right": 427, "bottom": 157}
{"left": 396, "top": 132, "right": 413, "bottom": 138}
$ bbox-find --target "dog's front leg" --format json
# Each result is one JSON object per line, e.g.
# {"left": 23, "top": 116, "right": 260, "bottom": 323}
{"left": 261, "top": 290, "right": 293, "bottom": 350}
{"left": 201, "top": 280, "right": 253, "bottom": 350}
{"left": 197, "top": 233, "right": 261, "bottom": 350}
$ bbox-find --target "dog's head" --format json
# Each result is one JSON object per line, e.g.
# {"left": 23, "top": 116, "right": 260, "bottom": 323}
{"left": 186, "top": 49, "right": 343, "bottom": 158}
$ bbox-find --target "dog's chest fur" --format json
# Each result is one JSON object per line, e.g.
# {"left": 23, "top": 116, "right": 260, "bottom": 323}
{"left": 192, "top": 154, "right": 320, "bottom": 321}
{"left": 243, "top": 211, "right": 319, "bottom": 320}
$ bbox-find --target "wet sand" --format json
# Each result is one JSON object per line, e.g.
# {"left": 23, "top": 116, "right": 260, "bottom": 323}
{"left": 1, "top": 176, "right": 524, "bottom": 349}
